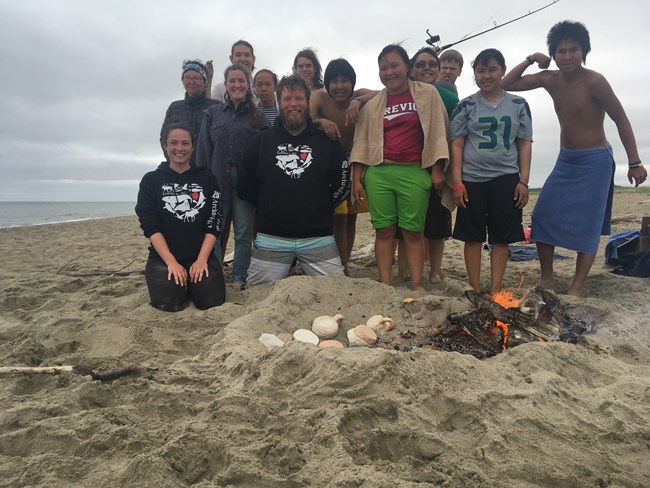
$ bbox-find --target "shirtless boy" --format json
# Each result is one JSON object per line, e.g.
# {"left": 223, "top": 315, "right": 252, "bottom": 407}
{"left": 501, "top": 20, "right": 646, "bottom": 297}
{"left": 310, "top": 58, "right": 372, "bottom": 275}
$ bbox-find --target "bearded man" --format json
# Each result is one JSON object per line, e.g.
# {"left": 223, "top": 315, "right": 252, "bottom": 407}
{"left": 236, "top": 75, "right": 350, "bottom": 285}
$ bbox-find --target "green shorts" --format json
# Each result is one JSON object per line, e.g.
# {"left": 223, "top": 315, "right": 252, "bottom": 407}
{"left": 363, "top": 163, "right": 431, "bottom": 232}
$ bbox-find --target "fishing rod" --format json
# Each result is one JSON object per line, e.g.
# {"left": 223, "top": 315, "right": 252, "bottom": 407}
{"left": 426, "top": 0, "right": 559, "bottom": 50}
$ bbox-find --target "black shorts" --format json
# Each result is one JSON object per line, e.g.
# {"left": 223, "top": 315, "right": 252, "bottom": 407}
{"left": 424, "top": 190, "right": 452, "bottom": 239}
{"left": 394, "top": 191, "right": 451, "bottom": 241}
{"left": 452, "top": 173, "right": 525, "bottom": 244}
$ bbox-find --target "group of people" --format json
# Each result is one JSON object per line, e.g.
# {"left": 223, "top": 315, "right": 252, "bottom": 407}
{"left": 136, "top": 20, "right": 646, "bottom": 312}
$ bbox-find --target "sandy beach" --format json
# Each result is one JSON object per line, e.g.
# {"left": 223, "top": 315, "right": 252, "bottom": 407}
{"left": 1, "top": 190, "right": 649, "bottom": 487}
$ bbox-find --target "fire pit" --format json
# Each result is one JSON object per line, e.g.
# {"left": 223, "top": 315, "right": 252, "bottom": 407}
{"left": 379, "top": 286, "right": 592, "bottom": 359}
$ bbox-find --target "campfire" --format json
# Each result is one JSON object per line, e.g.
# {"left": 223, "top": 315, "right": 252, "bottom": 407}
{"left": 382, "top": 286, "right": 592, "bottom": 359}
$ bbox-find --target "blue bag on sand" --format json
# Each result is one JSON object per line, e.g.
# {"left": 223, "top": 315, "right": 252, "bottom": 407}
{"left": 604, "top": 230, "right": 640, "bottom": 264}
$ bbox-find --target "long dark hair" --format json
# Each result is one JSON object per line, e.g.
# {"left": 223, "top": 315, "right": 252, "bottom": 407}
{"left": 293, "top": 48, "right": 324, "bottom": 89}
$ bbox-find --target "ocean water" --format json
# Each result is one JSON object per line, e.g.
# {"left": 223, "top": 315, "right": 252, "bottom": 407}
{"left": 0, "top": 202, "right": 136, "bottom": 229}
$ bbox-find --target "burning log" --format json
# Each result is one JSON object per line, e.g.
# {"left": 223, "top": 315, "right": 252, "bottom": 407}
{"left": 446, "top": 310, "right": 503, "bottom": 356}
{"left": 375, "top": 286, "right": 593, "bottom": 358}
{"left": 437, "top": 286, "right": 592, "bottom": 358}
{"left": 530, "top": 286, "right": 591, "bottom": 342}
{"left": 464, "top": 290, "right": 559, "bottom": 341}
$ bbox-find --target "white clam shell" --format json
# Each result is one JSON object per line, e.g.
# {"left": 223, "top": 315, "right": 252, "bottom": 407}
{"left": 365, "top": 315, "right": 395, "bottom": 335}
{"left": 293, "top": 328, "right": 320, "bottom": 345}
{"left": 277, "top": 333, "right": 293, "bottom": 344}
{"left": 365, "top": 315, "right": 385, "bottom": 329}
{"left": 346, "top": 329, "right": 366, "bottom": 347}
{"left": 258, "top": 333, "right": 285, "bottom": 351}
{"left": 347, "top": 325, "right": 377, "bottom": 347}
{"left": 354, "top": 324, "right": 378, "bottom": 344}
{"left": 311, "top": 313, "right": 343, "bottom": 339}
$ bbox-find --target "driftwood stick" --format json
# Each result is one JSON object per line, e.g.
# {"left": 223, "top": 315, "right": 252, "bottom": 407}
{"left": 72, "top": 366, "right": 152, "bottom": 381}
{"left": 56, "top": 254, "right": 83, "bottom": 275}
{"left": 0, "top": 366, "right": 74, "bottom": 375}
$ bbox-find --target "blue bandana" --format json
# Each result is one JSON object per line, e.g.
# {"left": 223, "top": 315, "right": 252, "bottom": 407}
{"left": 182, "top": 63, "right": 207, "bottom": 83}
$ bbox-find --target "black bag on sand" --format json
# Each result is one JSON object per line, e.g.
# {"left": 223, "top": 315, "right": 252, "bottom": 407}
{"left": 612, "top": 250, "right": 650, "bottom": 278}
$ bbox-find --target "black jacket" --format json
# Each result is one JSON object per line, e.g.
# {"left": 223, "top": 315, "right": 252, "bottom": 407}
{"left": 162, "top": 92, "right": 218, "bottom": 163}
{"left": 237, "top": 118, "right": 350, "bottom": 238}
{"left": 135, "top": 162, "right": 222, "bottom": 262}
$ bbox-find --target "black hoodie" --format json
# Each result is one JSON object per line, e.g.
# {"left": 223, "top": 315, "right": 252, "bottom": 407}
{"left": 237, "top": 118, "right": 350, "bottom": 239}
{"left": 135, "top": 162, "right": 222, "bottom": 262}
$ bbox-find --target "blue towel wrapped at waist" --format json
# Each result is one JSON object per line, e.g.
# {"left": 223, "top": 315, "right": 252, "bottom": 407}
{"left": 604, "top": 230, "right": 640, "bottom": 264}
{"left": 531, "top": 145, "right": 615, "bottom": 254}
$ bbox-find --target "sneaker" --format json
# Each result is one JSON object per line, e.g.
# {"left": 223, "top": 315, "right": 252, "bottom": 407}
{"left": 231, "top": 281, "right": 246, "bottom": 291}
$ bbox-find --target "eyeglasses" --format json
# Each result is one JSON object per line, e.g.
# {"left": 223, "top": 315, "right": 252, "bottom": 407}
{"left": 414, "top": 61, "right": 439, "bottom": 69}
{"left": 183, "top": 76, "right": 204, "bottom": 83}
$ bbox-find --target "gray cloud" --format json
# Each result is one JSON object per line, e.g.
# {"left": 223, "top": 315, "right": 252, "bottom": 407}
{"left": 0, "top": 0, "right": 647, "bottom": 201}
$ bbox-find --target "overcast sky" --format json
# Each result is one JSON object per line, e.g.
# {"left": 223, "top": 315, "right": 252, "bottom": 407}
{"left": 0, "top": 0, "right": 647, "bottom": 201}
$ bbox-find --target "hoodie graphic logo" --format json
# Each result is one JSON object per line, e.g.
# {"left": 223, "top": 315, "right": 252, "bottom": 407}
{"left": 275, "top": 143, "right": 313, "bottom": 178}
{"left": 161, "top": 183, "right": 206, "bottom": 222}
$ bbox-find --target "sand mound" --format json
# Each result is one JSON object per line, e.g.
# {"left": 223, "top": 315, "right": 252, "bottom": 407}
{"left": 1, "top": 192, "right": 649, "bottom": 487}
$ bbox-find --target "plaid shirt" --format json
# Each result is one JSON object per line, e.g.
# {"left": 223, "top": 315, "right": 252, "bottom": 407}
{"left": 195, "top": 100, "right": 269, "bottom": 199}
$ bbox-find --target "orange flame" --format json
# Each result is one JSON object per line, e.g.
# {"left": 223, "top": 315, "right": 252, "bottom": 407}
{"left": 490, "top": 289, "right": 520, "bottom": 350}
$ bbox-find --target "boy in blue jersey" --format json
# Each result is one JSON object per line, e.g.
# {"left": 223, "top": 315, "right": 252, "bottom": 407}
{"left": 451, "top": 48, "right": 532, "bottom": 295}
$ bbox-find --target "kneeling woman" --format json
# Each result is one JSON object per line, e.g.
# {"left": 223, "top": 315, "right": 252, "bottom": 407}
{"left": 136, "top": 122, "right": 225, "bottom": 311}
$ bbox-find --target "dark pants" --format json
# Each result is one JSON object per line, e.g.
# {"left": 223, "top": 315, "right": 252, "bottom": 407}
{"left": 145, "top": 255, "right": 225, "bottom": 311}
